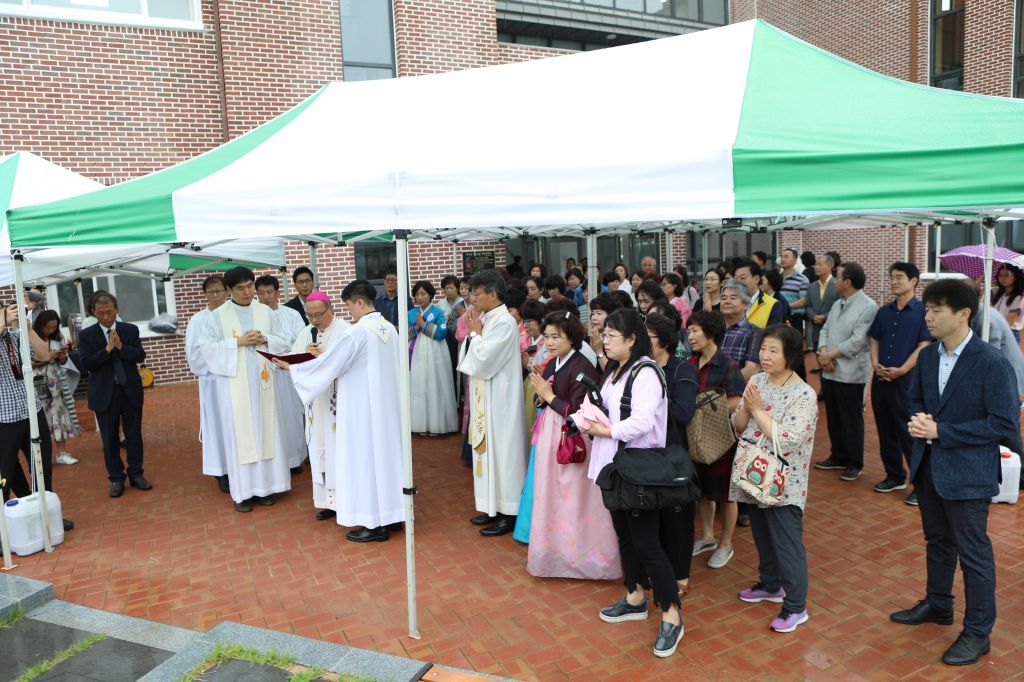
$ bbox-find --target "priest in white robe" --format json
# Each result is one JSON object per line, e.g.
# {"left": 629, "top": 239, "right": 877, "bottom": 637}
{"left": 290, "top": 290, "right": 349, "bottom": 521}
{"left": 198, "top": 266, "right": 292, "bottom": 513}
{"left": 279, "top": 280, "right": 404, "bottom": 543}
{"left": 185, "top": 274, "right": 230, "bottom": 493}
{"left": 256, "top": 275, "right": 309, "bottom": 473}
{"left": 458, "top": 270, "right": 527, "bottom": 537}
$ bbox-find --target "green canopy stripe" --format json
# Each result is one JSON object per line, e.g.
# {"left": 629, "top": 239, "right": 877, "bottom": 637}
{"left": 732, "top": 21, "right": 1024, "bottom": 215}
{"left": 7, "top": 87, "right": 327, "bottom": 248}
{"left": 0, "top": 154, "right": 21, "bottom": 227}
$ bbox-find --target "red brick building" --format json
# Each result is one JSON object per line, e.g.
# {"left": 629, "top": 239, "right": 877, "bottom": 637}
{"left": 1, "top": 0, "right": 1020, "bottom": 382}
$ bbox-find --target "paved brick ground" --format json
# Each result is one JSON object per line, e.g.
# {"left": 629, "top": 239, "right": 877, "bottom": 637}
{"left": 8, "top": 368, "right": 1024, "bottom": 681}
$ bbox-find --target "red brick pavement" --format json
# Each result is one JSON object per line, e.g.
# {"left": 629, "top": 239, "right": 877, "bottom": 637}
{"left": 8, "top": 374, "right": 1024, "bottom": 681}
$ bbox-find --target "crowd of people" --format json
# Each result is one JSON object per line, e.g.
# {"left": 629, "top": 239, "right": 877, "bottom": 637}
{"left": 1, "top": 247, "right": 1021, "bottom": 666}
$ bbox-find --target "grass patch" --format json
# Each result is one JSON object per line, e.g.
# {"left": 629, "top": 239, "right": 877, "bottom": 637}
{"left": 13, "top": 632, "right": 105, "bottom": 682}
{"left": 177, "top": 643, "right": 371, "bottom": 682}
{"left": 0, "top": 604, "right": 25, "bottom": 629}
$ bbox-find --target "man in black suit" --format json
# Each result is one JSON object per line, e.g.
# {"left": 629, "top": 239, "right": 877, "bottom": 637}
{"left": 77, "top": 292, "right": 152, "bottom": 497}
{"left": 890, "top": 279, "right": 1018, "bottom": 666}
{"left": 283, "top": 266, "right": 314, "bottom": 325}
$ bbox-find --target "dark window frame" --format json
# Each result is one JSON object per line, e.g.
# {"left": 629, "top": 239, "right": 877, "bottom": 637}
{"left": 1016, "top": 0, "right": 1024, "bottom": 97}
{"left": 930, "top": 0, "right": 965, "bottom": 90}
{"left": 340, "top": 0, "right": 397, "bottom": 80}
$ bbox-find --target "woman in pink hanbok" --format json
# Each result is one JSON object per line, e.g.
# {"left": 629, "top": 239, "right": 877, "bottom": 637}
{"left": 525, "top": 311, "right": 621, "bottom": 580}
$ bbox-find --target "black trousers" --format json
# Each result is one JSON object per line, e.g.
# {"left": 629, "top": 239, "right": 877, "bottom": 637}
{"left": 871, "top": 376, "right": 912, "bottom": 482}
{"left": 97, "top": 385, "right": 144, "bottom": 482}
{"left": 0, "top": 410, "right": 53, "bottom": 501}
{"left": 658, "top": 502, "right": 696, "bottom": 581}
{"left": 822, "top": 379, "right": 865, "bottom": 468}
{"left": 915, "top": 450, "right": 996, "bottom": 637}
{"left": 610, "top": 508, "right": 680, "bottom": 611}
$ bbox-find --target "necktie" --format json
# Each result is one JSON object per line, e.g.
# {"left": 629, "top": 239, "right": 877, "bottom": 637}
{"left": 107, "top": 327, "right": 127, "bottom": 385}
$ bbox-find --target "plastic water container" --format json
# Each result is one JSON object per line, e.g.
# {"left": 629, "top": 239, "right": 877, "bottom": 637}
{"left": 991, "top": 447, "right": 1021, "bottom": 504}
{"left": 3, "top": 491, "right": 64, "bottom": 556}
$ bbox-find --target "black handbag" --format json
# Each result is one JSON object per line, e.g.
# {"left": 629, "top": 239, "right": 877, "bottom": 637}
{"left": 596, "top": 360, "right": 701, "bottom": 512}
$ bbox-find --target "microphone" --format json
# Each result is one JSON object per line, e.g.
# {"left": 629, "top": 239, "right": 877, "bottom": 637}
{"left": 576, "top": 372, "right": 607, "bottom": 415}
{"left": 310, "top": 327, "right": 318, "bottom": 344}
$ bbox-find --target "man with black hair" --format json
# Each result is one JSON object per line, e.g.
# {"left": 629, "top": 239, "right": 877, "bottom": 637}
{"left": 868, "top": 263, "right": 932, "bottom": 501}
{"left": 198, "top": 266, "right": 292, "bottom": 512}
{"left": 890, "top": 279, "right": 1017, "bottom": 667}
{"left": 186, "top": 275, "right": 230, "bottom": 493}
{"left": 256, "top": 274, "right": 308, "bottom": 475}
{"left": 458, "top": 270, "right": 527, "bottom": 537}
{"left": 374, "top": 272, "right": 407, "bottom": 328}
{"left": 779, "top": 248, "right": 808, "bottom": 335}
{"left": 734, "top": 260, "right": 785, "bottom": 329}
{"left": 814, "top": 262, "right": 877, "bottom": 482}
{"left": 284, "top": 266, "right": 315, "bottom": 325}
{"left": 282, "top": 280, "right": 405, "bottom": 543}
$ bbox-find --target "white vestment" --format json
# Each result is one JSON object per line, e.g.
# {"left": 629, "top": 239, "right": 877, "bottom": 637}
{"left": 290, "top": 312, "right": 404, "bottom": 529}
{"left": 185, "top": 306, "right": 228, "bottom": 477}
{"left": 198, "top": 300, "right": 292, "bottom": 503}
{"left": 271, "top": 305, "right": 309, "bottom": 468}
{"left": 291, "top": 316, "right": 350, "bottom": 511}
{"left": 457, "top": 304, "right": 527, "bottom": 516}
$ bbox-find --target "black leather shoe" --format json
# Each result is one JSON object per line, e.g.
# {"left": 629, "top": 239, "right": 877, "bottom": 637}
{"left": 235, "top": 500, "right": 252, "bottom": 513}
{"left": 653, "top": 620, "right": 684, "bottom": 658}
{"left": 290, "top": 466, "right": 302, "bottom": 475}
{"left": 217, "top": 475, "right": 230, "bottom": 494}
{"left": 386, "top": 522, "right": 404, "bottom": 532}
{"left": 109, "top": 480, "right": 125, "bottom": 498}
{"left": 128, "top": 476, "right": 152, "bottom": 491}
{"left": 316, "top": 509, "right": 336, "bottom": 521}
{"left": 942, "top": 632, "right": 990, "bottom": 666}
{"left": 254, "top": 495, "right": 274, "bottom": 506}
{"left": 346, "top": 527, "right": 389, "bottom": 543}
{"left": 63, "top": 518, "right": 74, "bottom": 532}
{"left": 890, "top": 600, "right": 954, "bottom": 626}
{"left": 470, "top": 513, "right": 495, "bottom": 526}
{"left": 480, "top": 516, "right": 516, "bottom": 536}
{"left": 599, "top": 596, "right": 648, "bottom": 623}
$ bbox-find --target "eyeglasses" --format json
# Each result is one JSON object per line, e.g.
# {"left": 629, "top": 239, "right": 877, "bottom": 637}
{"left": 600, "top": 331, "right": 623, "bottom": 341}
{"left": 204, "top": 289, "right": 226, "bottom": 296}
{"left": 307, "top": 309, "right": 331, "bottom": 319}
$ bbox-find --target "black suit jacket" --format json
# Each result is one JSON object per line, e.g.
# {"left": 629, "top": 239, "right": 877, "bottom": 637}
{"left": 907, "top": 334, "right": 1019, "bottom": 500}
{"left": 78, "top": 321, "right": 146, "bottom": 411}
{"left": 284, "top": 296, "right": 308, "bottom": 325}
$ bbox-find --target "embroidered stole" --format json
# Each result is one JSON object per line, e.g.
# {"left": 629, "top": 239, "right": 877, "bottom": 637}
{"left": 219, "top": 302, "right": 276, "bottom": 465}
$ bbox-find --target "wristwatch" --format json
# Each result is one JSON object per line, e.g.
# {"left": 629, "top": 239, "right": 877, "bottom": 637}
{"left": 469, "top": 331, "right": 479, "bottom": 339}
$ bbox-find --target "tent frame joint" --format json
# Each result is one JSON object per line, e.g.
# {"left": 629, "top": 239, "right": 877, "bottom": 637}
{"left": 402, "top": 486, "right": 418, "bottom": 495}
{"left": 392, "top": 230, "right": 411, "bottom": 241}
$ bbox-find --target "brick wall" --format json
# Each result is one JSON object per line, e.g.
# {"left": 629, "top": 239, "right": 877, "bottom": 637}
{"left": 963, "top": 0, "right": 1016, "bottom": 96}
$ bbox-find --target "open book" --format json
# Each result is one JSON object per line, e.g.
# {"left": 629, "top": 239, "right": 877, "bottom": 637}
{"left": 256, "top": 350, "right": 317, "bottom": 365}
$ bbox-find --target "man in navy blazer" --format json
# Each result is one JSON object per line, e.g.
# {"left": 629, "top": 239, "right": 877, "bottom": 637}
{"left": 890, "top": 279, "right": 1018, "bottom": 666}
{"left": 77, "top": 292, "right": 152, "bottom": 498}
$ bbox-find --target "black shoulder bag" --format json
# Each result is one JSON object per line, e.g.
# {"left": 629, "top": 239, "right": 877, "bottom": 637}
{"left": 595, "top": 360, "right": 701, "bottom": 513}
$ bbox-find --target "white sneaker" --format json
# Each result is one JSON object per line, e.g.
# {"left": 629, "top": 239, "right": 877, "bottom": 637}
{"left": 56, "top": 452, "right": 79, "bottom": 465}
{"left": 692, "top": 538, "right": 718, "bottom": 557}
{"left": 707, "top": 546, "right": 734, "bottom": 569}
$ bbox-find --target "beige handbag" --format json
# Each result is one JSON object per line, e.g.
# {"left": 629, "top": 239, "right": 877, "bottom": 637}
{"left": 733, "top": 420, "right": 789, "bottom": 507}
{"left": 685, "top": 386, "right": 737, "bottom": 465}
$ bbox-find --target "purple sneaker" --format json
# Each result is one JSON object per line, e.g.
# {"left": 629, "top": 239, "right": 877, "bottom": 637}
{"left": 739, "top": 583, "right": 785, "bottom": 603}
{"left": 770, "top": 609, "right": 809, "bottom": 633}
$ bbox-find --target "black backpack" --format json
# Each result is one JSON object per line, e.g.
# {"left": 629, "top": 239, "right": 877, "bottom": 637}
{"left": 595, "top": 360, "right": 701, "bottom": 513}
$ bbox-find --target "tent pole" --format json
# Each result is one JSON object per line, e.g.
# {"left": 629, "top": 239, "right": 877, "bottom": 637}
{"left": 280, "top": 267, "right": 289, "bottom": 300}
{"left": 308, "top": 242, "right": 319, "bottom": 289}
{"left": 933, "top": 222, "right": 942, "bottom": 276}
{"left": 12, "top": 253, "right": 52, "bottom": 553}
{"left": 903, "top": 224, "right": 910, "bottom": 262}
{"left": 664, "top": 230, "right": 674, "bottom": 272}
{"left": 394, "top": 231, "right": 420, "bottom": 640}
{"left": 75, "top": 278, "right": 86, "bottom": 316}
{"left": 585, "top": 228, "right": 598, "bottom": 304}
{"left": 982, "top": 218, "right": 995, "bottom": 343}
{"left": 701, "top": 231, "right": 709, "bottom": 278}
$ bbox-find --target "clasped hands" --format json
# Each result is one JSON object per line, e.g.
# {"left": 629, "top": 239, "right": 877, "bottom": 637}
{"left": 464, "top": 307, "right": 483, "bottom": 335}
{"left": 873, "top": 363, "right": 907, "bottom": 382}
{"left": 105, "top": 329, "right": 122, "bottom": 352}
{"left": 908, "top": 412, "right": 938, "bottom": 440}
{"left": 816, "top": 347, "right": 837, "bottom": 373}
{"left": 237, "top": 330, "right": 266, "bottom": 347}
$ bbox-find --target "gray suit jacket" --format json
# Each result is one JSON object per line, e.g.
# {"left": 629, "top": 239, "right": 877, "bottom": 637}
{"left": 804, "top": 276, "right": 839, "bottom": 349}
{"left": 818, "top": 290, "right": 877, "bottom": 384}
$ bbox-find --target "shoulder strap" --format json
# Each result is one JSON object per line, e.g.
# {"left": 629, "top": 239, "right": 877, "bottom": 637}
{"left": 619, "top": 359, "right": 666, "bottom": 422}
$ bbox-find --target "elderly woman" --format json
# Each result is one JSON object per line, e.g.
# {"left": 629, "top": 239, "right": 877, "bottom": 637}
{"left": 730, "top": 325, "right": 818, "bottom": 633}
{"left": 409, "top": 280, "right": 458, "bottom": 435}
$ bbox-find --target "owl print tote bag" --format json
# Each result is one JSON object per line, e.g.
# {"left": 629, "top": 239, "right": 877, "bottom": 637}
{"left": 732, "top": 420, "right": 790, "bottom": 507}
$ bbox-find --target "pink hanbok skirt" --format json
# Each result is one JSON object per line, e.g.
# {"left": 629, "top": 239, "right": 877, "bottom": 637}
{"left": 526, "top": 407, "right": 622, "bottom": 580}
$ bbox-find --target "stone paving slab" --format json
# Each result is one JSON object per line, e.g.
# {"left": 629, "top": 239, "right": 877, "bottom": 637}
{"left": 29, "top": 600, "right": 198, "bottom": 653}
{"left": 0, "top": 619, "right": 93, "bottom": 680}
{"left": 0, "top": 573, "right": 53, "bottom": 619}
{"left": 36, "top": 635, "right": 172, "bottom": 682}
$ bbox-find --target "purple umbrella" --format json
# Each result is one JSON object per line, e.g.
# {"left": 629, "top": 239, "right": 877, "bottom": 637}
{"left": 939, "top": 244, "right": 1024, "bottom": 281}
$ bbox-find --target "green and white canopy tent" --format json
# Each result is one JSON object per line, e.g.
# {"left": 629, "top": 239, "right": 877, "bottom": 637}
{"left": 7, "top": 18, "right": 1024, "bottom": 634}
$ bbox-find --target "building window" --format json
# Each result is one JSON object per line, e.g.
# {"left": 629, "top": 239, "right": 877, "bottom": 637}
{"left": 340, "top": 0, "right": 396, "bottom": 81}
{"left": 0, "top": 0, "right": 202, "bottom": 30}
{"left": 931, "top": 0, "right": 964, "bottom": 90}
{"left": 687, "top": 230, "right": 775, "bottom": 276}
{"left": 355, "top": 242, "right": 396, "bottom": 282}
{"left": 554, "top": 0, "right": 727, "bottom": 25}
{"left": 49, "top": 275, "right": 172, "bottom": 332}
{"left": 1016, "top": 0, "right": 1024, "bottom": 97}
{"left": 926, "top": 220, "right": 1024, "bottom": 273}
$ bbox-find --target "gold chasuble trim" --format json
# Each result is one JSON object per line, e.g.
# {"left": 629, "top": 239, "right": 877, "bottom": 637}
{"left": 220, "top": 302, "right": 277, "bottom": 465}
